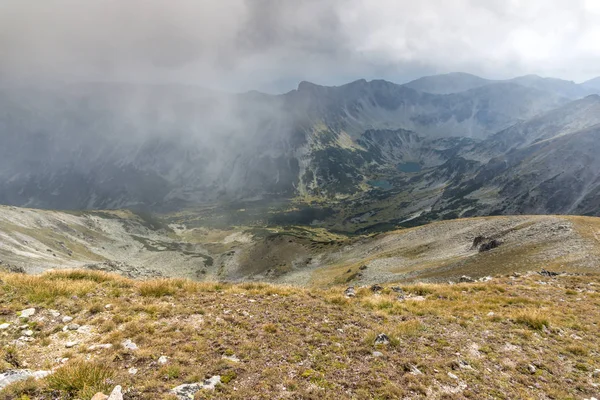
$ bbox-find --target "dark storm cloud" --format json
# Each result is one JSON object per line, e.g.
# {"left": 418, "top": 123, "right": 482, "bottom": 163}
{"left": 1, "top": 0, "right": 599, "bottom": 91}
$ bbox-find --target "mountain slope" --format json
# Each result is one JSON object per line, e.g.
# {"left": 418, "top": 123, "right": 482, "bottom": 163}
{"left": 0, "top": 79, "right": 569, "bottom": 210}
{"left": 0, "top": 269, "right": 598, "bottom": 399}
{"left": 1, "top": 205, "right": 599, "bottom": 285}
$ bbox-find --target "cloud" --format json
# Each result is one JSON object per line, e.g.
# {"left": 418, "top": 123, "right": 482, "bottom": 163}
{"left": 1, "top": 0, "right": 599, "bottom": 92}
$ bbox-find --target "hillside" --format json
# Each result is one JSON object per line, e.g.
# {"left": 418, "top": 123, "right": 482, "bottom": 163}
{"left": 0, "top": 269, "right": 598, "bottom": 399}
{"left": 1, "top": 206, "right": 600, "bottom": 286}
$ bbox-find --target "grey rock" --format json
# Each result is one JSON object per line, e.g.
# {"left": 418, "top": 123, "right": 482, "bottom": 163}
{"left": 344, "top": 287, "right": 356, "bottom": 297}
{"left": 528, "top": 364, "right": 537, "bottom": 374}
{"left": 0, "top": 369, "right": 51, "bottom": 390}
{"left": 171, "top": 377, "right": 221, "bottom": 399}
{"left": 66, "top": 323, "right": 80, "bottom": 331}
{"left": 372, "top": 351, "right": 384, "bottom": 358}
{"left": 65, "top": 341, "right": 78, "bottom": 348}
{"left": 171, "top": 383, "right": 201, "bottom": 400}
{"left": 459, "top": 275, "right": 476, "bottom": 283}
{"left": 0, "top": 323, "right": 10, "bottom": 330}
{"left": 62, "top": 316, "right": 73, "bottom": 323}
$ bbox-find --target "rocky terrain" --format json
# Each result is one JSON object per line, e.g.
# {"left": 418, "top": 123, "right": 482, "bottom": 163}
{"left": 0, "top": 269, "right": 598, "bottom": 399}
{"left": 1, "top": 205, "right": 600, "bottom": 286}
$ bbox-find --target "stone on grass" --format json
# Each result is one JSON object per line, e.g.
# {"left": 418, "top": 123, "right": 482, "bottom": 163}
{"left": 158, "top": 356, "right": 168, "bottom": 365}
{"left": 88, "top": 344, "right": 113, "bottom": 351}
{"left": 372, "top": 351, "right": 384, "bottom": 358}
{"left": 65, "top": 341, "right": 78, "bottom": 348}
{"left": 0, "top": 370, "right": 51, "bottom": 390}
{"left": 22, "top": 330, "right": 33, "bottom": 337}
{"left": 0, "top": 323, "right": 10, "bottom": 330}
{"left": 459, "top": 276, "right": 476, "bottom": 283}
{"left": 62, "top": 316, "right": 73, "bottom": 323}
{"left": 221, "top": 355, "right": 240, "bottom": 363}
{"left": 128, "top": 367, "right": 138, "bottom": 375}
{"left": 171, "top": 376, "right": 222, "bottom": 400}
{"left": 528, "top": 364, "right": 537, "bottom": 374}
{"left": 91, "top": 393, "right": 108, "bottom": 400}
{"left": 448, "top": 372, "right": 459, "bottom": 380}
{"left": 107, "top": 385, "right": 123, "bottom": 400}
{"left": 122, "top": 339, "right": 138, "bottom": 351}
{"left": 344, "top": 287, "right": 356, "bottom": 297}
{"left": 19, "top": 308, "right": 35, "bottom": 318}
{"left": 65, "top": 323, "right": 80, "bottom": 331}
{"left": 374, "top": 333, "right": 390, "bottom": 346}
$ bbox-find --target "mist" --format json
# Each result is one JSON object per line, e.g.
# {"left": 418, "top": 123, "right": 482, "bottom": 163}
{"left": 2, "top": 0, "right": 600, "bottom": 92}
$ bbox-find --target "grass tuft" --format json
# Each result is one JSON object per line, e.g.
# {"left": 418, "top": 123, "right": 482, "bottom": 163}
{"left": 514, "top": 309, "right": 550, "bottom": 331}
{"left": 46, "top": 361, "right": 113, "bottom": 398}
{"left": 138, "top": 279, "right": 178, "bottom": 297}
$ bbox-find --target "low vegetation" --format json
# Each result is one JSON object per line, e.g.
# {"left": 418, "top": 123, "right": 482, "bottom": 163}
{"left": 0, "top": 269, "right": 598, "bottom": 399}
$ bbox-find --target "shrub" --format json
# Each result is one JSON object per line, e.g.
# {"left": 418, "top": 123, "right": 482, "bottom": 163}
{"left": 46, "top": 361, "right": 113, "bottom": 398}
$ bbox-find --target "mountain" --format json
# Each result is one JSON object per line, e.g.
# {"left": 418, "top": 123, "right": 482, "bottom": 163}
{"left": 0, "top": 78, "right": 568, "bottom": 210}
{"left": 403, "top": 72, "right": 494, "bottom": 94}
{"left": 582, "top": 76, "right": 600, "bottom": 90}
{"left": 507, "top": 74, "right": 596, "bottom": 99}
{"left": 403, "top": 72, "right": 599, "bottom": 99}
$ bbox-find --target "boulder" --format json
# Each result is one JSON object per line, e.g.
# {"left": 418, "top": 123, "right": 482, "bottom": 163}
{"left": 459, "top": 276, "right": 476, "bottom": 283}
{"left": 344, "top": 287, "right": 356, "bottom": 297}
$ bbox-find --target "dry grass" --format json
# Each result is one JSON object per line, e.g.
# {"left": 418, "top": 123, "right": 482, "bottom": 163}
{"left": 0, "top": 270, "right": 598, "bottom": 399}
{"left": 46, "top": 361, "right": 113, "bottom": 398}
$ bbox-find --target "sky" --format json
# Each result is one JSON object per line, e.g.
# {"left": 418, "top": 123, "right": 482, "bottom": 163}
{"left": 1, "top": 0, "right": 600, "bottom": 93}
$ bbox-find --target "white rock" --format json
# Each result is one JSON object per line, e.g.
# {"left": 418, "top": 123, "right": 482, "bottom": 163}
{"left": 128, "top": 367, "right": 138, "bottom": 375}
{"left": 372, "top": 351, "right": 384, "bottom": 358}
{"left": 410, "top": 365, "right": 423, "bottom": 375}
{"left": 158, "top": 355, "right": 168, "bottom": 365}
{"left": 65, "top": 341, "right": 78, "bottom": 348}
{"left": 107, "top": 385, "right": 123, "bottom": 400}
{"left": 592, "top": 369, "right": 600, "bottom": 377}
{"left": 49, "top": 310, "right": 60, "bottom": 317}
{"left": 487, "top": 312, "right": 495, "bottom": 317}
{"left": 221, "top": 355, "right": 240, "bottom": 363}
{"left": 122, "top": 339, "right": 138, "bottom": 351}
{"left": 201, "top": 376, "right": 221, "bottom": 390}
{"left": 528, "top": 364, "right": 537, "bottom": 374}
{"left": 19, "top": 308, "right": 35, "bottom": 318}
{"left": 448, "top": 372, "right": 459, "bottom": 380}
{"left": 22, "top": 330, "right": 33, "bottom": 337}
{"left": 0, "top": 323, "right": 10, "bottom": 330}
{"left": 62, "top": 316, "right": 73, "bottom": 323}
{"left": 88, "top": 344, "right": 113, "bottom": 351}
{"left": 104, "top": 304, "right": 113, "bottom": 310}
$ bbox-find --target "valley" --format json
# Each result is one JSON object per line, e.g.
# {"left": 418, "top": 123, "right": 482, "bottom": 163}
{"left": 2, "top": 205, "right": 599, "bottom": 286}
